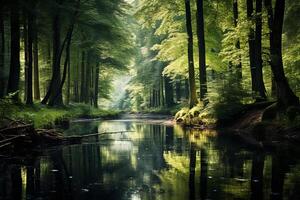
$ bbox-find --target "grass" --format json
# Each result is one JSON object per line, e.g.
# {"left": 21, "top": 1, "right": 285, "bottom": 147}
{"left": 0, "top": 100, "right": 120, "bottom": 128}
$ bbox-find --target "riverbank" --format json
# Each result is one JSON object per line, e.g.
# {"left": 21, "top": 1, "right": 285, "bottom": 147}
{"left": 174, "top": 101, "right": 300, "bottom": 149}
{"left": 0, "top": 102, "right": 121, "bottom": 129}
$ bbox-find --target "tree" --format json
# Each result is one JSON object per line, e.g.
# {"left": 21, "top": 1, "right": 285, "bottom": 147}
{"left": 0, "top": 5, "right": 5, "bottom": 98}
{"left": 184, "top": 0, "right": 198, "bottom": 108}
{"left": 247, "top": 0, "right": 266, "bottom": 100}
{"left": 196, "top": 0, "right": 208, "bottom": 103}
{"left": 265, "top": 0, "right": 299, "bottom": 108}
{"left": 32, "top": 2, "right": 40, "bottom": 100}
{"left": 254, "top": 0, "right": 266, "bottom": 100}
{"left": 25, "top": 0, "right": 35, "bottom": 105}
{"left": 7, "top": 0, "right": 21, "bottom": 100}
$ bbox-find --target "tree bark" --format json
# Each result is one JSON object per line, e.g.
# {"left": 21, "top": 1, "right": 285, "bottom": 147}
{"left": 196, "top": 0, "right": 208, "bottom": 102}
{"left": 94, "top": 63, "right": 99, "bottom": 108}
{"left": 0, "top": 7, "right": 5, "bottom": 98}
{"left": 80, "top": 51, "right": 85, "bottom": 102}
{"left": 254, "top": 0, "right": 267, "bottom": 100}
{"left": 24, "top": 11, "right": 28, "bottom": 102}
{"left": 247, "top": 0, "right": 258, "bottom": 96}
{"left": 49, "top": 0, "right": 63, "bottom": 105}
{"left": 33, "top": 3, "right": 40, "bottom": 100}
{"left": 184, "top": 0, "right": 198, "bottom": 108}
{"left": 7, "top": 0, "right": 21, "bottom": 100}
{"left": 41, "top": 0, "right": 64, "bottom": 105}
{"left": 264, "top": 0, "right": 299, "bottom": 108}
{"left": 26, "top": 2, "right": 34, "bottom": 105}
{"left": 85, "top": 51, "right": 91, "bottom": 104}
{"left": 66, "top": 47, "right": 71, "bottom": 105}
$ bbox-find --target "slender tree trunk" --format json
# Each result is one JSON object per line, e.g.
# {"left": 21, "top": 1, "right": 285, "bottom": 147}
{"left": 254, "top": 0, "right": 267, "bottom": 100}
{"left": 49, "top": 1, "right": 63, "bottom": 105}
{"left": 41, "top": 0, "right": 63, "bottom": 105}
{"left": 26, "top": 3, "right": 34, "bottom": 105}
{"left": 49, "top": 22, "right": 74, "bottom": 106}
{"left": 80, "top": 51, "right": 85, "bottom": 102}
{"left": 160, "top": 76, "right": 165, "bottom": 107}
{"left": 85, "top": 51, "right": 91, "bottom": 104}
{"left": 265, "top": 0, "right": 299, "bottom": 107}
{"left": 196, "top": 0, "right": 208, "bottom": 103}
{"left": 7, "top": 0, "right": 21, "bottom": 100}
{"left": 94, "top": 63, "right": 99, "bottom": 108}
{"left": 74, "top": 50, "right": 79, "bottom": 102}
{"left": 24, "top": 13, "right": 28, "bottom": 102}
{"left": 0, "top": 8, "right": 5, "bottom": 98}
{"left": 247, "top": 0, "right": 258, "bottom": 96}
{"left": 66, "top": 47, "right": 71, "bottom": 105}
{"left": 33, "top": 4, "right": 40, "bottom": 100}
{"left": 233, "top": 0, "right": 242, "bottom": 79}
{"left": 185, "top": 0, "right": 198, "bottom": 108}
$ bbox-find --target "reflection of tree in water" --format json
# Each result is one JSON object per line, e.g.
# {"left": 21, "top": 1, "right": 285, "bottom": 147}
{"left": 2, "top": 122, "right": 300, "bottom": 200}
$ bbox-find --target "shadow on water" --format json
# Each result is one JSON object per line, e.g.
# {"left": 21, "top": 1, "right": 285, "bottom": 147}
{"left": 1, "top": 120, "right": 300, "bottom": 200}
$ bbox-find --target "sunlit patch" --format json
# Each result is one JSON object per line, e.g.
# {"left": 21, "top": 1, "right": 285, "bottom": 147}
{"left": 130, "top": 193, "right": 141, "bottom": 200}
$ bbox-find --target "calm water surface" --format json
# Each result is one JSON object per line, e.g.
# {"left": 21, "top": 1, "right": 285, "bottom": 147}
{"left": 1, "top": 119, "right": 300, "bottom": 200}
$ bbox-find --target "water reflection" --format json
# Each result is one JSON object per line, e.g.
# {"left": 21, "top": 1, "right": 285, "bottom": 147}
{"left": 1, "top": 121, "right": 300, "bottom": 200}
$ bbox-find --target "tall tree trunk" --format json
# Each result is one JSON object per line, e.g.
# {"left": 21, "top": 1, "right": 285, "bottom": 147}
{"left": 233, "top": 0, "right": 242, "bottom": 79}
{"left": 0, "top": 8, "right": 5, "bottom": 98}
{"left": 41, "top": 0, "right": 63, "bottom": 105}
{"left": 94, "top": 63, "right": 99, "bottom": 108}
{"left": 66, "top": 48, "right": 70, "bottom": 105}
{"left": 24, "top": 12, "right": 28, "bottom": 102}
{"left": 160, "top": 76, "right": 165, "bottom": 107}
{"left": 254, "top": 0, "right": 267, "bottom": 100}
{"left": 74, "top": 50, "right": 79, "bottom": 102}
{"left": 26, "top": 3, "right": 34, "bottom": 105}
{"left": 49, "top": 21, "right": 74, "bottom": 106}
{"left": 247, "top": 0, "right": 258, "bottom": 97}
{"left": 264, "top": 0, "right": 276, "bottom": 98}
{"left": 85, "top": 51, "right": 91, "bottom": 104}
{"left": 49, "top": 1, "right": 63, "bottom": 105}
{"left": 7, "top": 0, "right": 21, "bottom": 100}
{"left": 80, "top": 51, "right": 85, "bottom": 102}
{"left": 33, "top": 4, "right": 40, "bottom": 100}
{"left": 185, "top": 0, "right": 198, "bottom": 108}
{"left": 265, "top": 0, "right": 299, "bottom": 107}
{"left": 196, "top": 0, "right": 208, "bottom": 103}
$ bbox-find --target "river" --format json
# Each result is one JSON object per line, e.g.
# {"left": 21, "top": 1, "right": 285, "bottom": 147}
{"left": 1, "top": 118, "right": 300, "bottom": 200}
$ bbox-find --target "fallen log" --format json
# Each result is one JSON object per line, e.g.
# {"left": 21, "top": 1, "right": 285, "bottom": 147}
{"left": 0, "top": 124, "right": 34, "bottom": 135}
{"left": 0, "top": 135, "right": 26, "bottom": 145}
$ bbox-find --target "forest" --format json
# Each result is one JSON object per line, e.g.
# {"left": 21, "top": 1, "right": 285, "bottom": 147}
{"left": 0, "top": 0, "right": 300, "bottom": 199}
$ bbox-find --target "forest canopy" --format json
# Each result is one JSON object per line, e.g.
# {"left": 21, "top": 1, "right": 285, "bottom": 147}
{"left": 0, "top": 0, "right": 299, "bottom": 119}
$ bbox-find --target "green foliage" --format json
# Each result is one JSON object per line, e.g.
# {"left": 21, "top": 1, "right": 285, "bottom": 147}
{"left": 0, "top": 102, "right": 120, "bottom": 128}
